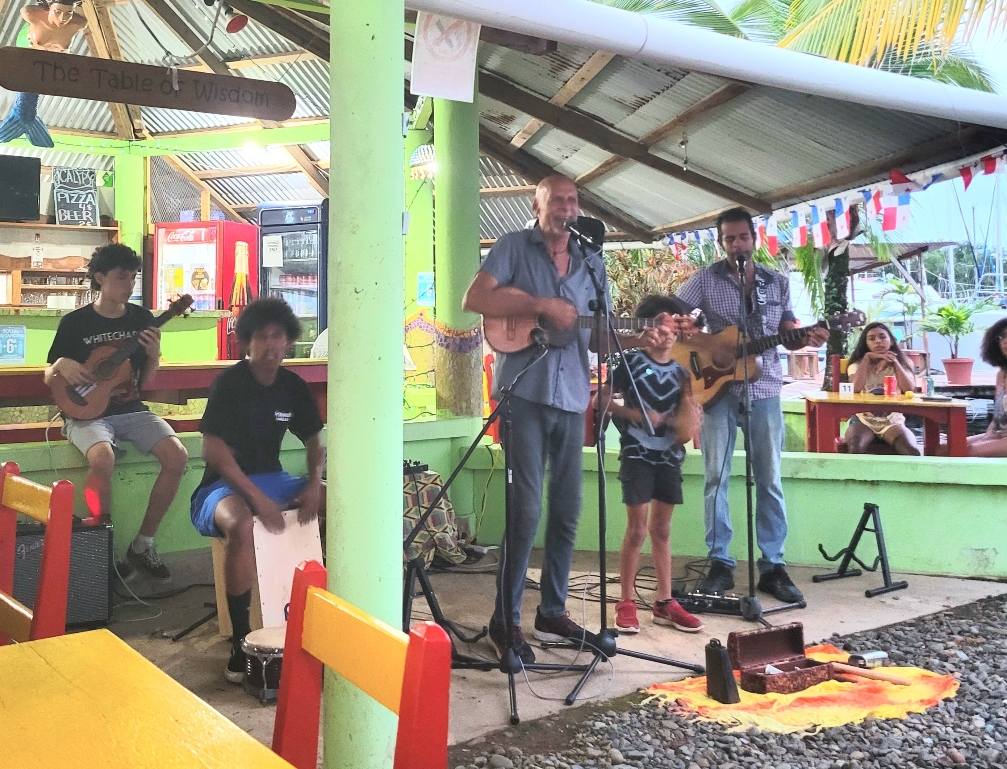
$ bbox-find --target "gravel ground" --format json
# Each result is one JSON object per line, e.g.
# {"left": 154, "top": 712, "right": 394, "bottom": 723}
{"left": 451, "top": 594, "right": 1007, "bottom": 769}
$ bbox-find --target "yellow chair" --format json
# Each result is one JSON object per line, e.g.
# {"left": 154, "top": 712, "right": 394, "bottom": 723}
{"left": 272, "top": 560, "right": 452, "bottom": 769}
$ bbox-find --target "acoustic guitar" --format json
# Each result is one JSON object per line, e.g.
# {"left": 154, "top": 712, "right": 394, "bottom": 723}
{"left": 670, "top": 310, "right": 866, "bottom": 409}
{"left": 482, "top": 298, "right": 695, "bottom": 354}
{"left": 51, "top": 295, "right": 194, "bottom": 420}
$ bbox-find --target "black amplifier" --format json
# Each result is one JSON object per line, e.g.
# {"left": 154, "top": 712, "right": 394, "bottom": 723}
{"left": 12, "top": 519, "right": 112, "bottom": 628}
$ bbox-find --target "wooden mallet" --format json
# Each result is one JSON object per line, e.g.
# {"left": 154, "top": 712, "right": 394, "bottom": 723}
{"left": 832, "top": 662, "right": 911, "bottom": 686}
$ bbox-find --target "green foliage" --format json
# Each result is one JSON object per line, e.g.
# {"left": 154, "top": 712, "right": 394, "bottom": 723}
{"left": 880, "top": 277, "right": 921, "bottom": 348}
{"left": 604, "top": 248, "right": 697, "bottom": 316}
{"left": 791, "top": 243, "right": 824, "bottom": 317}
{"left": 591, "top": 0, "right": 997, "bottom": 91}
{"left": 921, "top": 299, "right": 995, "bottom": 358}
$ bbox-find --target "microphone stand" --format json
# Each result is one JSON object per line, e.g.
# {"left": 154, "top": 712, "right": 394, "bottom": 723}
{"left": 553, "top": 225, "right": 703, "bottom": 706}
{"left": 401, "top": 340, "right": 593, "bottom": 725}
{"left": 732, "top": 252, "right": 804, "bottom": 622}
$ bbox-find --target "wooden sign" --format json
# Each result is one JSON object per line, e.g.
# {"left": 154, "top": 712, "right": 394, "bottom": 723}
{"left": 53, "top": 167, "right": 98, "bottom": 227}
{"left": 0, "top": 47, "right": 297, "bottom": 121}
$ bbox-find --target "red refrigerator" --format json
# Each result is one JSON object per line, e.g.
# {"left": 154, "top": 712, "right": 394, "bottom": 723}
{"left": 152, "top": 221, "right": 259, "bottom": 359}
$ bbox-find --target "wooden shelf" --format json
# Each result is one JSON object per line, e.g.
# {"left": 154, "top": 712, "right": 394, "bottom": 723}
{"left": 0, "top": 221, "right": 118, "bottom": 232}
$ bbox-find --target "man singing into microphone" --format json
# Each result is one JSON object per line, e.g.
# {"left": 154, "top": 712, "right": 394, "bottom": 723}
{"left": 463, "top": 175, "right": 670, "bottom": 664}
{"left": 675, "top": 208, "right": 828, "bottom": 602}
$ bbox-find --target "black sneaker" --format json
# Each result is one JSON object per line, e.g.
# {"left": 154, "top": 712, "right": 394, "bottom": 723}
{"left": 488, "top": 618, "right": 536, "bottom": 665}
{"left": 225, "top": 646, "right": 247, "bottom": 684}
{"left": 113, "top": 557, "right": 136, "bottom": 582}
{"left": 697, "top": 560, "right": 735, "bottom": 595}
{"left": 127, "top": 543, "right": 172, "bottom": 582}
{"left": 758, "top": 564, "right": 805, "bottom": 603}
{"left": 532, "top": 609, "right": 600, "bottom": 649}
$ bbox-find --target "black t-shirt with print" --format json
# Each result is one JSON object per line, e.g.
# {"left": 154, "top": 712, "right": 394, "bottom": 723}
{"left": 193, "top": 359, "right": 323, "bottom": 497}
{"left": 47, "top": 303, "right": 155, "bottom": 417}
{"left": 610, "top": 349, "right": 689, "bottom": 467}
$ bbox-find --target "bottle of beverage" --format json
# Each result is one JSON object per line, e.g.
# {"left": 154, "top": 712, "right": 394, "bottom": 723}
{"left": 227, "top": 243, "right": 250, "bottom": 359}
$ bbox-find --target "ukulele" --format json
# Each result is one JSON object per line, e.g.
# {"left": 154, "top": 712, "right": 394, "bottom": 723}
{"left": 669, "top": 310, "right": 866, "bottom": 409}
{"left": 482, "top": 298, "right": 696, "bottom": 354}
{"left": 51, "top": 295, "right": 194, "bottom": 420}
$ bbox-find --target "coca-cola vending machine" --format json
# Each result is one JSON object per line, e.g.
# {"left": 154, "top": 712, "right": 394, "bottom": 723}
{"left": 152, "top": 221, "right": 259, "bottom": 359}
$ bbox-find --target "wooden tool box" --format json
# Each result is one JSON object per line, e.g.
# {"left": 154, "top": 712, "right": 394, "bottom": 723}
{"left": 727, "top": 622, "right": 832, "bottom": 694}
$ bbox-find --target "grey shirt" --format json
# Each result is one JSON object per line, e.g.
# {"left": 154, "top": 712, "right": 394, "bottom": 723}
{"left": 480, "top": 227, "right": 611, "bottom": 414}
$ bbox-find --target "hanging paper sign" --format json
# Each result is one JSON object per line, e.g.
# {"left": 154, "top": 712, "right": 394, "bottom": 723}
{"left": 0, "top": 47, "right": 297, "bottom": 121}
{"left": 261, "top": 234, "right": 283, "bottom": 267}
{"left": 0, "top": 326, "right": 26, "bottom": 364}
{"left": 417, "top": 271, "right": 435, "bottom": 307}
{"left": 410, "top": 12, "right": 481, "bottom": 102}
{"left": 53, "top": 167, "right": 98, "bottom": 227}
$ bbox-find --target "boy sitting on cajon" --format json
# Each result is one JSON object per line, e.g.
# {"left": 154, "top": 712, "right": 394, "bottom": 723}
{"left": 189, "top": 297, "right": 324, "bottom": 682}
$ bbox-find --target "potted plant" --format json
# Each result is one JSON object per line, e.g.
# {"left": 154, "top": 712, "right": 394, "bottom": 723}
{"left": 921, "top": 300, "right": 992, "bottom": 385}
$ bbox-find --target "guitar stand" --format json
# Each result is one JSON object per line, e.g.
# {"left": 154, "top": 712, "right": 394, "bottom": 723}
{"left": 812, "top": 503, "right": 908, "bottom": 597}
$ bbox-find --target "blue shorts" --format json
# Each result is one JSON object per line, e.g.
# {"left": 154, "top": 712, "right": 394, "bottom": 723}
{"left": 190, "top": 471, "right": 308, "bottom": 538}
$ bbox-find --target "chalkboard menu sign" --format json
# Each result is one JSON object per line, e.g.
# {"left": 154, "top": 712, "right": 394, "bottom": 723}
{"left": 53, "top": 167, "right": 99, "bottom": 227}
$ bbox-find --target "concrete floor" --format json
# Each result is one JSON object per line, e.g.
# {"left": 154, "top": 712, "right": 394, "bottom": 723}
{"left": 111, "top": 548, "right": 1007, "bottom": 749}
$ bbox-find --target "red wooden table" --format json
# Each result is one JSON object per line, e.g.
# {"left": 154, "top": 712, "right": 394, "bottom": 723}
{"left": 804, "top": 392, "right": 969, "bottom": 457}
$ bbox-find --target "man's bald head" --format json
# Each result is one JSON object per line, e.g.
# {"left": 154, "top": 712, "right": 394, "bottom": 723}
{"left": 532, "top": 175, "right": 579, "bottom": 238}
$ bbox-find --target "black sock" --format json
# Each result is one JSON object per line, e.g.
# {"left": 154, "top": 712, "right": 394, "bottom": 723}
{"left": 227, "top": 590, "right": 252, "bottom": 652}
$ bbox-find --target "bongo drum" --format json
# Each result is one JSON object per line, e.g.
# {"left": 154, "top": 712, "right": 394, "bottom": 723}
{"left": 241, "top": 626, "right": 286, "bottom": 703}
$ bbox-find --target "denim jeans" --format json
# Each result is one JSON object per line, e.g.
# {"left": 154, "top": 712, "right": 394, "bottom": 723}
{"left": 493, "top": 396, "right": 584, "bottom": 625}
{"left": 699, "top": 393, "right": 788, "bottom": 573}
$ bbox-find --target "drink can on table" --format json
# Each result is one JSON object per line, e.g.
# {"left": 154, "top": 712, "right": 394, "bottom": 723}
{"left": 924, "top": 377, "right": 935, "bottom": 396}
{"left": 883, "top": 375, "right": 898, "bottom": 396}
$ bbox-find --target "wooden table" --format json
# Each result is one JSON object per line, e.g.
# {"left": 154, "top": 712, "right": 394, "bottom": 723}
{"left": 0, "top": 629, "right": 294, "bottom": 768}
{"left": 805, "top": 391, "right": 969, "bottom": 457}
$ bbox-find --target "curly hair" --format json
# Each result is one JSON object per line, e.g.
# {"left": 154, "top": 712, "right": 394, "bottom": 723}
{"left": 87, "top": 243, "right": 141, "bottom": 291}
{"left": 980, "top": 317, "right": 1007, "bottom": 370}
{"left": 848, "top": 322, "right": 910, "bottom": 368}
{"left": 235, "top": 297, "right": 302, "bottom": 344}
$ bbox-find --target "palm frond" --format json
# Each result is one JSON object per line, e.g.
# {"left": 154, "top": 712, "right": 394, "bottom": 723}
{"left": 874, "top": 42, "right": 996, "bottom": 90}
{"left": 593, "top": 0, "right": 754, "bottom": 37}
{"left": 778, "top": 0, "right": 1006, "bottom": 67}
{"left": 791, "top": 243, "right": 826, "bottom": 317}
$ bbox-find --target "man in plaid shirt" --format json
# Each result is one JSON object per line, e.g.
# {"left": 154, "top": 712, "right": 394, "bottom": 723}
{"left": 675, "top": 208, "right": 828, "bottom": 603}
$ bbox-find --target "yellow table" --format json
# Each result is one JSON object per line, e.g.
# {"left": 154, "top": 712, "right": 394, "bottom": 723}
{"left": 0, "top": 629, "right": 293, "bottom": 768}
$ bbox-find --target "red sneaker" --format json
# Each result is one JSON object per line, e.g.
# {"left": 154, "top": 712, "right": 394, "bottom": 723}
{"left": 652, "top": 599, "right": 703, "bottom": 632}
{"left": 614, "top": 600, "right": 639, "bottom": 634}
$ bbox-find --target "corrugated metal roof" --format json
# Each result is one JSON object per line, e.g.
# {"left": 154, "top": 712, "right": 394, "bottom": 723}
{"left": 110, "top": 1, "right": 193, "bottom": 66}
{"left": 481, "top": 193, "right": 535, "bottom": 239}
{"left": 306, "top": 141, "right": 330, "bottom": 161}
{"left": 480, "top": 156, "right": 526, "bottom": 188}
{"left": 0, "top": 92, "right": 116, "bottom": 134}
{"left": 178, "top": 146, "right": 295, "bottom": 171}
{"left": 139, "top": 107, "right": 255, "bottom": 134}
{"left": 477, "top": 43, "right": 595, "bottom": 99}
{"left": 208, "top": 172, "right": 323, "bottom": 206}
{"left": 0, "top": 146, "right": 112, "bottom": 172}
{"left": 238, "top": 59, "right": 329, "bottom": 118}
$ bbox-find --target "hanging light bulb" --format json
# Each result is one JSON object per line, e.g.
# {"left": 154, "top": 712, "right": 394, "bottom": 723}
{"left": 223, "top": 5, "right": 248, "bottom": 33}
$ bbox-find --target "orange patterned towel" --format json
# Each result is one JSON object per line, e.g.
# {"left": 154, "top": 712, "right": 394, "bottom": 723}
{"left": 644, "top": 644, "right": 958, "bottom": 734}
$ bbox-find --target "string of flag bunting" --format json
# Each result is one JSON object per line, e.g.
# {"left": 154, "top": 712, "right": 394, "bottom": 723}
{"left": 662, "top": 148, "right": 1007, "bottom": 256}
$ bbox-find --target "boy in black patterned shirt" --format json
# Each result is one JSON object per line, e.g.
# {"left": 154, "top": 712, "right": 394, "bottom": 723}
{"left": 593, "top": 295, "right": 703, "bottom": 634}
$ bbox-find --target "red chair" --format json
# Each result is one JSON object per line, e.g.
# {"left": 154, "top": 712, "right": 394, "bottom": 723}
{"left": 0, "top": 462, "right": 74, "bottom": 645}
{"left": 272, "top": 560, "right": 452, "bottom": 769}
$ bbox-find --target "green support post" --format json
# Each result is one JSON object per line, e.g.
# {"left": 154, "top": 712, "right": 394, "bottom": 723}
{"left": 433, "top": 95, "right": 483, "bottom": 417}
{"left": 326, "top": 1, "right": 403, "bottom": 767}
{"left": 113, "top": 155, "right": 145, "bottom": 255}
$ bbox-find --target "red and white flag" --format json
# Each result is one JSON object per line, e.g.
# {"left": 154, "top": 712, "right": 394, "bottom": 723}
{"left": 810, "top": 205, "right": 829, "bottom": 248}
{"left": 961, "top": 164, "right": 975, "bottom": 191}
{"left": 881, "top": 194, "right": 911, "bottom": 232}
{"left": 983, "top": 155, "right": 1005, "bottom": 175}
{"left": 834, "top": 198, "right": 850, "bottom": 239}
{"left": 890, "top": 169, "right": 923, "bottom": 195}
{"left": 791, "top": 210, "right": 807, "bottom": 247}
{"left": 756, "top": 218, "right": 766, "bottom": 250}
{"left": 861, "top": 189, "right": 882, "bottom": 219}
{"left": 765, "top": 216, "right": 778, "bottom": 256}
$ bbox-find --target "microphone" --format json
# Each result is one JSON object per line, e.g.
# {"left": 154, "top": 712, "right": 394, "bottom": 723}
{"left": 565, "top": 219, "right": 600, "bottom": 250}
{"left": 530, "top": 327, "right": 548, "bottom": 348}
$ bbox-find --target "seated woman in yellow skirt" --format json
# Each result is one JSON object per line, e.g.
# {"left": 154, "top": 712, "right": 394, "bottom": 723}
{"left": 843, "top": 322, "right": 920, "bottom": 456}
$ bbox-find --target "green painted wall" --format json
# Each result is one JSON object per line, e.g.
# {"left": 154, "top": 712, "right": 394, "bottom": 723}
{"left": 0, "top": 422, "right": 476, "bottom": 556}
{"left": 466, "top": 446, "right": 1007, "bottom": 579}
